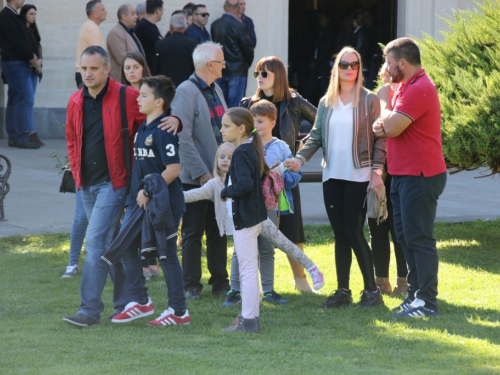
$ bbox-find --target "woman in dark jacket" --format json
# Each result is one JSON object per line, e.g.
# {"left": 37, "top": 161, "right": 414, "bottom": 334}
{"left": 20, "top": 4, "right": 44, "bottom": 146}
{"left": 240, "top": 56, "right": 317, "bottom": 292}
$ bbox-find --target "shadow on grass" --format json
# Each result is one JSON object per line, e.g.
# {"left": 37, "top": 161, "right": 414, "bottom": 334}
{"left": 434, "top": 220, "right": 500, "bottom": 275}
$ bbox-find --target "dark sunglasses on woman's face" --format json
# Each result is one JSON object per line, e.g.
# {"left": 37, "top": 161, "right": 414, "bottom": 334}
{"left": 253, "top": 71, "right": 269, "bottom": 78}
{"left": 338, "top": 61, "right": 360, "bottom": 70}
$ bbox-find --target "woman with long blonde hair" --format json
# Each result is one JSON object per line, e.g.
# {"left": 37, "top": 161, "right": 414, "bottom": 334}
{"left": 287, "top": 47, "right": 386, "bottom": 308}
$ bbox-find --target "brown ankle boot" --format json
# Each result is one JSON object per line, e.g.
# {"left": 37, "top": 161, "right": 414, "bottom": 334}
{"left": 391, "top": 277, "right": 408, "bottom": 297}
{"left": 375, "top": 277, "right": 392, "bottom": 295}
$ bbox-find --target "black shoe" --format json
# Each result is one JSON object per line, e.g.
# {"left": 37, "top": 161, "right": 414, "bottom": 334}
{"left": 212, "top": 287, "right": 230, "bottom": 296}
{"left": 185, "top": 287, "right": 201, "bottom": 300}
{"left": 223, "top": 289, "right": 241, "bottom": 307}
{"left": 15, "top": 139, "right": 40, "bottom": 149}
{"left": 63, "top": 313, "right": 100, "bottom": 327}
{"left": 358, "top": 288, "right": 385, "bottom": 308}
{"left": 322, "top": 289, "right": 353, "bottom": 308}
{"left": 105, "top": 310, "right": 121, "bottom": 320}
{"left": 262, "top": 290, "right": 288, "bottom": 304}
{"left": 8, "top": 141, "right": 17, "bottom": 147}
{"left": 29, "top": 132, "right": 45, "bottom": 146}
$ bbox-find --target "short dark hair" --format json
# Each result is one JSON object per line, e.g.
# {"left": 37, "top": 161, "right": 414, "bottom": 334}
{"left": 192, "top": 4, "right": 207, "bottom": 13}
{"left": 117, "top": 4, "right": 131, "bottom": 21}
{"left": 86, "top": 0, "right": 101, "bottom": 17}
{"left": 182, "top": 2, "right": 196, "bottom": 15}
{"left": 171, "top": 9, "right": 187, "bottom": 17}
{"left": 224, "top": 0, "right": 240, "bottom": 11}
{"left": 249, "top": 100, "right": 277, "bottom": 122}
{"left": 140, "top": 75, "right": 176, "bottom": 111}
{"left": 81, "top": 45, "right": 109, "bottom": 67}
{"left": 384, "top": 37, "right": 421, "bottom": 66}
{"left": 146, "top": 0, "right": 163, "bottom": 15}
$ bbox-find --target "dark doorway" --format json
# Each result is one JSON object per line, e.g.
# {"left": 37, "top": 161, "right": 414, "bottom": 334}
{"left": 288, "top": 0, "right": 398, "bottom": 106}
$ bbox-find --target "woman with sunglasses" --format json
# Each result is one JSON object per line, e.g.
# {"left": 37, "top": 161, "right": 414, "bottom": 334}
{"left": 286, "top": 47, "right": 386, "bottom": 308}
{"left": 240, "top": 56, "right": 317, "bottom": 294}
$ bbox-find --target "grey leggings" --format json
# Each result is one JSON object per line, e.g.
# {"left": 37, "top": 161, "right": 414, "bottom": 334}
{"left": 230, "top": 213, "right": 314, "bottom": 291}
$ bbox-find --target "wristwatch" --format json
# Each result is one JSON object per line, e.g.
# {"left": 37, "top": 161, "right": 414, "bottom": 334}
{"left": 143, "top": 190, "right": 150, "bottom": 198}
{"left": 373, "top": 169, "right": 383, "bottom": 176}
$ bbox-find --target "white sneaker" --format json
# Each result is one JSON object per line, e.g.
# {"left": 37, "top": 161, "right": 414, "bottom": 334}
{"left": 62, "top": 265, "right": 78, "bottom": 278}
{"left": 308, "top": 265, "right": 325, "bottom": 290}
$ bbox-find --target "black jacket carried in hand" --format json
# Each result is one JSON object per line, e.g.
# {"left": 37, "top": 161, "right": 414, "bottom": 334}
{"left": 221, "top": 143, "right": 266, "bottom": 230}
{"left": 153, "top": 32, "right": 197, "bottom": 87}
{"left": 211, "top": 14, "right": 254, "bottom": 77}
{"left": 240, "top": 91, "right": 317, "bottom": 155}
{"left": 0, "top": 7, "right": 36, "bottom": 62}
{"left": 101, "top": 174, "right": 177, "bottom": 264}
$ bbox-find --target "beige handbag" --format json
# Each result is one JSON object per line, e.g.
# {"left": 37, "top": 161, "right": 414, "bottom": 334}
{"left": 364, "top": 97, "right": 388, "bottom": 225}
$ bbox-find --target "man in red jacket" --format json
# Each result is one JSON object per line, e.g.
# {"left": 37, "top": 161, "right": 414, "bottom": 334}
{"left": 62, "top": 46, "right": 179, "bottom": 327}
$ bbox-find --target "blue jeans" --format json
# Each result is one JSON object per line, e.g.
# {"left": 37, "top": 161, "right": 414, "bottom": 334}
{"left": 68, "top": 188, "right": 89, "bottom": 266}
{"left": 27, "top": 70, "right": 38, "bottom": 133}
{"left": 78, "top": 181, "right": 129, "bottom": 320}
{"left": 216, "top": 76, "right": 247, "bottom": 108}
{"left": 391, "top": 172, "right": 447, "bottom": 311}
{"left": 1, "top": 60, "right": 34, "bottom": 142}
{"left": 120, "top": 210, "right": 186, "bottom": 311}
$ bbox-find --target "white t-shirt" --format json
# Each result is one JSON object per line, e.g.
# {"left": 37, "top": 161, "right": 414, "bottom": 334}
{"left": 323, "top": 100, "right": 371, "bottom": 183}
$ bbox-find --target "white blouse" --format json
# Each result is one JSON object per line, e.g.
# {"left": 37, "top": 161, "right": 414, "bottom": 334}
{"left": 323, "top": 100, "right": 371, "bottom": 183}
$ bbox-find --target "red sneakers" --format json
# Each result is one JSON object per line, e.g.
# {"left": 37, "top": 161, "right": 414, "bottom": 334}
{"left": 147, "top": 307, "right": 190, "bottom": 326}
{"left": 111, "top": 297, "right": 154, "bottom": 323}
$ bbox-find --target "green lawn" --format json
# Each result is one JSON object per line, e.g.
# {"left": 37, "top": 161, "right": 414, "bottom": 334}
{"left": 0, "top": 221, "right": 499, "bottom": 374}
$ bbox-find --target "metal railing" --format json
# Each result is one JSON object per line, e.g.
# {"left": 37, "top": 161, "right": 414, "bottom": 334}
{"left": 0, "top": 154, "right": 12, "bottom": 221}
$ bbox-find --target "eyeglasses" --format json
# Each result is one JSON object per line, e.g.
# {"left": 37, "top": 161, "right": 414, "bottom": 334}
{"left": 195, "top": 12, "right": 209, "bottom": 17}
{"left": 211, "top": 60, "right": 226, "bottom": 65}
{"left": 253, "top": 71, "right": 269, "bottom": 78}
{"left": 338, "top": 61, "right": 360, "bottom": 70}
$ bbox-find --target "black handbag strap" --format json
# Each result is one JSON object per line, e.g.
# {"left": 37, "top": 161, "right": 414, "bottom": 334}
{"left": 120, "top": 85, "right": 131, "bottom": 191}
{"left": 189, "top": 77, "right": 222, "bottom": 129}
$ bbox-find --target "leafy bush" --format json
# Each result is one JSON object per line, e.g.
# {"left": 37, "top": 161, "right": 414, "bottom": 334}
{"left": 419, "top": 0, "right": 500, "bottom": 173}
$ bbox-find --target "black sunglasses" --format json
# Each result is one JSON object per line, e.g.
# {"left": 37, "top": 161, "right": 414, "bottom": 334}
{"left": 338, "top": 61, "right": 360, "bottom": 70}
{"left": 195, "top": 12, "right": 209, "bottom": 17}
{"left": 253, "top": 71, "right": 269, "bottom": 78}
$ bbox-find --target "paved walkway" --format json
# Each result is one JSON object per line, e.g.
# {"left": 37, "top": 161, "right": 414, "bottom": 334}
{"left": 1, "top": 139, "right": 499, "bottom": 237}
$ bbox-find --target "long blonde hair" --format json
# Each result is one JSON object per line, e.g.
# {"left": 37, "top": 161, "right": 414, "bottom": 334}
{"left": 324, "top": 47, "right": 364, "bottom": 108}
{"left": 213, "top": 142, "right": 236, "bottom": 179}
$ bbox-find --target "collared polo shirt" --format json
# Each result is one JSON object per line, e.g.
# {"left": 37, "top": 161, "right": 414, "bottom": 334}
{"left": 186, "top": 23, "right": 211, "bottom": 44}
{"left": 387, "top": 68, "right": 447, "bottom": 177}
{"left": 81, "top": 79, "right": 110, "bottom": 186}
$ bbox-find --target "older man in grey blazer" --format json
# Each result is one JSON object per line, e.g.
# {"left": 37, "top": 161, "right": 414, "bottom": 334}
{"left": 171, "top": 41, "right": 229, "bottom": 300}
{"left": 106, "top": 4, "right": 144, "bottom": 81}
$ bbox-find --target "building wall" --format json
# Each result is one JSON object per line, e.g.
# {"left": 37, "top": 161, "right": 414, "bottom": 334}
{"left": 397, "top": 0, "right": 482, "bottom": 39}
{"left": 0, "top": 0, "right": 484, "bottom": 139}
{"left": 1, "top": 0, "right": 288, "bottom": 138}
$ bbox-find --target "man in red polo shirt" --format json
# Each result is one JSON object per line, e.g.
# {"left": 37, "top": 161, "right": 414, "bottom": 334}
{"left": 373, "top": 37, "right": 447, "bottom": 318}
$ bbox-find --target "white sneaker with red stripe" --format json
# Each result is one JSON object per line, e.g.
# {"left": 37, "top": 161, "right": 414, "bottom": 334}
{"left": 112, "top": 297, "right": 154, "bottom": 323}
{"left": 147, "top": 307, "right": 190, "bottom": 326}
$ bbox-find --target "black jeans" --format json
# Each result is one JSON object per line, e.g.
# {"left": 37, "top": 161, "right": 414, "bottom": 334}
{"left": 391, "top": 172, "right": 447, "bottom": 311}
{"left": 323, "top": 178, "right": 376, "bottom": 291}
{"left": 181, "top": 184, "right": 229, "bottom": 292}
{"left": 368, "top": 174, "right": 407, "bottom": 278}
